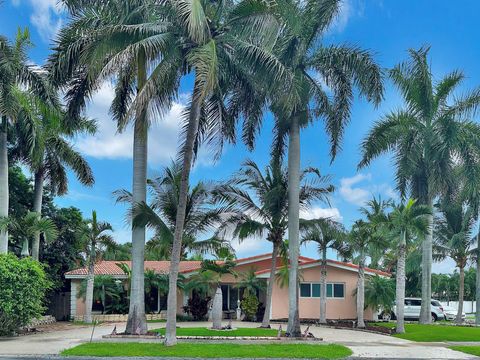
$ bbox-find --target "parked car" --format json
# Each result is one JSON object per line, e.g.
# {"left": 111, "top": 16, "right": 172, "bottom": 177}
{"left": 442, "top": 305, "right": 466, "bottom": 321}
{"left": 391, "top": 298, "right": 445, "bottom": 322}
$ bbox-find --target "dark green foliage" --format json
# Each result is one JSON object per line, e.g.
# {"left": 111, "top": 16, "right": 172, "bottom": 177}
{"left": 0, "top": 254, "right": 50, "bottom": 335}
{"left": 183, "top": 294, "right": 211, "bottom": 321}
{"left": 364, "top": 275, "right": 395, "bottom": 313}
{"left": 241, "top": 293, "right": 259, "bottom": 321}
{"left": 78, "top": 275, "right": 126, "bottom": 314}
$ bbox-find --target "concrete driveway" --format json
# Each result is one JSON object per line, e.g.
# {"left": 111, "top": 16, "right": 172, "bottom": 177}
{"left": 0, "top": 321, "right": 476, "bottom": 359}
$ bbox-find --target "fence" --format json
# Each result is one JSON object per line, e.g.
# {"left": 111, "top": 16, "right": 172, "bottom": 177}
{"left": 440, "top": 301, "right": 476, "bottom": 313}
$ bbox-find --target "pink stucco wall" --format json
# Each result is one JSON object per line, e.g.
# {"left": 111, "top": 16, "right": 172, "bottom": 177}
{"left": 270, "top": 265, "right": 374, "bottom": 320}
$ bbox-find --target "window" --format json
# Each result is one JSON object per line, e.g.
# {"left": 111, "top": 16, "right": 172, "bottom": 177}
{"left": 300, "top": 283, "right": 345, "bottom": 298}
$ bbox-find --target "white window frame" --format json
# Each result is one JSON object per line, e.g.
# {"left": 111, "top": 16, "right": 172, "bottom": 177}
{"left": 300, "top": 282, "right": 345, "bottom": 299}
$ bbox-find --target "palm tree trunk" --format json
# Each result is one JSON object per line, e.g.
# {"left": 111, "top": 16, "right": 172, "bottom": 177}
{"left": 419, "top": 202, "right": 433, "bottom": 324}
{"left": 0, "top": 117, "right": 9, "bottom": 254}
{"left": 476, "top": 213, "right": 480, "bottom": 326}
{"left": 456, "top": 266, "right": 465, "bottom": 324}
{"left": 287, "top": 115, "right": 301, "bottom": 337}
{"left": 125, "top": 49, "right": 148, "bottom": 335}
{"left": 320, "top": 246, "right": 327, "bottom": 324}
{"left": 165, "top": 81, "right": 203, "bottom": 346}
{"left": 395, "top": 231, "right": 406, "bottom": 334}
{"left": 31, "top": 168, "right": 44, "bottom": 261}
{"left": 261, "top": 242, "right": 279, "bottom": 328}
{"left": 85, "top": 259, "right": 95, "bottom": 324}
{"left": 357, "top": 255, "right": 365, "bottom": 328}
{"left": 212, "top": 286, "right": 223, "bottom": 330}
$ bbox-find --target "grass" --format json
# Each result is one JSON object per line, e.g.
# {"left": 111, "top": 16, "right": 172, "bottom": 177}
{"left": 151, "top": 327, "right": 280, "bottom": 337}
{"left": 61, "top": 342, "right": 352, "bottom": 358}
{"left": 147, "top": 319, "right": 167, "bottom": 323}
{"left": 449, "top": 346, "right": 480, "bottom": 356}
{"left": 372, "top": 323, "right": 480, "bottom": 342}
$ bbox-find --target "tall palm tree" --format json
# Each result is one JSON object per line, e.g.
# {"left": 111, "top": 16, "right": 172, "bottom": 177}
{"left": 115, "top": 162, "right": 232, "bottom": 260}
{"left": 0, "top": 28, "right": 56, "bottom": 254}
{"left": 214, "top": 159, "right": 333, "bottom": 327}
{"left": 435, "top": 198, "right": 476, "bottom": 324}
{"left": 77, "top": 211, "right": 116, "bottom": 324}
{"left": 386, "top": 199, "right": 430, "bottom": 333}
{"left": 262, "top": 0, "right": 384, "bottom": 335}
{"left": 359, "top": 47, "right": 480, "bottom": 323}
{"left": 12, "top": 88, "right": 95, "bottom": 260}
{"left": 300, "top": 217, "right": 345, "bottom": 324}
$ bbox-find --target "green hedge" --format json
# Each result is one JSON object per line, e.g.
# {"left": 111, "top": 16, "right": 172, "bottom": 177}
{"left": 0, "top": 254, "right": 50, "bottom": 336}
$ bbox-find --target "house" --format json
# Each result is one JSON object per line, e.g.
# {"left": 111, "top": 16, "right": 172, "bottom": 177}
{"left": 65, "top": 252, "right": 390, "bottom": 322}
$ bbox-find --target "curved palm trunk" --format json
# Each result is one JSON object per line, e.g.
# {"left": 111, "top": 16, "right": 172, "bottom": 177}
{"left": 31, "top": 168, "right": 44, "bottom": 261}
{"left": 356, "top": 254, "right": 365, "bottom": 328}
{"left": 456, "top": 266, "right": 465, "bottom": 324}
{"left": 165, "top": 81, "right": 202, "bottom": 346}
{"left": 319, "top": 247, "right": 327, "bottom": 324}
{"left": 419, "top": 206, "right": 433, "bottom": 324}
{"left": 211, "top": 286, "right": 223, "bottom": 330}
{"left": 0, "top": 117, "right": 9, "bottom": 254}
{"left": 126, "top": 50, "right": 148, "bottom": 335}
{"left": 287, "top": 115, "right": 301, "bottom": 337}
{"left": 395, "top": 231, "right": 406, "bottom": 334}
{"left": 261, "top": 242, "right": 279, "bottom": 328}
{"left": 83, "top": 243, "right": 96, "bottom": 324}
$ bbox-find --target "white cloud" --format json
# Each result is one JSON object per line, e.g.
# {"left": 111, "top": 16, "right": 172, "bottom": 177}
{"left": 75, "top": 83, "right": 186, "bottom": 166}
{"left": 329, "top": 0, "right": 353, "bottom": 33}
{"left": 231, "top": 237, "right": 265, "bottom": 258}
{"left": 300, "top": 207, "right": 343, "bottom": 221}
{"left": 339, "top": 173, "right": 397, "bottom": 206}
{"left": 13, "top": 0, "right": 65, "bottom": 42}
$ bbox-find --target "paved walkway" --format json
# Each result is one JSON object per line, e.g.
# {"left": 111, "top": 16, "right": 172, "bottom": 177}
{"left": 0, "top": 321, "right": 476, "bottom": 359}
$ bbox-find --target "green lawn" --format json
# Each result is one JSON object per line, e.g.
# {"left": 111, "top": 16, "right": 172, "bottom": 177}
{"left": 449, "top": 346, "right": 480, "bottom": 356}
{"left": 151, "top": 327, "right": 280, "bottom": 337}
{"left": 373, "top": 323, "right": 480, "bottom": 342}
{"left": 61, "top": 342, "right": 352, "bottom": 358}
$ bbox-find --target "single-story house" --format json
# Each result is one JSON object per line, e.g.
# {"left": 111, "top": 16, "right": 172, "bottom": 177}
{"left": 65, "top": 252, "right": 389, "bottom": 321}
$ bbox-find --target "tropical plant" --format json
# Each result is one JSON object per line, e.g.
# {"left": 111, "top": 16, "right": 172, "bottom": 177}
{"left": 78, "top": 275, "right": 123, "bottom": 314}
{"left": 235, "top": 268, "right": 266, "bottom": 298}
{"left": 241, "top": 292, "right": 260, "bottom": 321}
{"left": 381, "top": 199, "right": 430, "bottom": 333}
{"left": 0, "top": 28, "right": 56, "bottom": 254}
{"left": 300, "top": 217, "right": 346, "bottom": 324}
{"left": 11, "top": 85, "right": 95, "bottom": 260}
{"left": 434, "top": 198, "right": 476, "bottom": 323}
{"left": 363, "top": 275, "right": 395, "bottom": 317}
{"left": 260, "top": 0, "right": 384, "bottom": 335}
{"left": 214, "top": 158, "right": 333, "bottom": 327}
{"left": 359, "top": 47, "right": 480, "bottom": 323}
{"left": 15, "top": 211, "right": 58, "bottom": 257}
{"left": 76, "top": 211, "right": 116, "bottom": 324}
{"left": 115, "top": 162, "right": 232, "bottom": 261}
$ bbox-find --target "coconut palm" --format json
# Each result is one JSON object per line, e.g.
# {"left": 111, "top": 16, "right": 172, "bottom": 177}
{"left": 77, "top": 211, "right": 116, "bottom": 324}
{"left": 300, "top": 217, "right": 346, "bottom": 324}
{"left": 359, "top": 47, "right": 480, "bottom": 323}
{"left": 259, "top": 0, "right": 384, "bottom": 335}
{"left": 214, "top": 158, "right": 333, "bottom": 327}
{"left": 0, "top": 28, "right": 56, "bottom": 254}
{"left": 115, "top": 162, "right": 232, "bottom": 260}
{"left": 386, "top": 199, "right": 430, "bottom": 333}
{"left": 434, "top": 198, "right": 476, "bottom": 324}
{"left": 12, "top": 88, "right": 95, "bottom": 260}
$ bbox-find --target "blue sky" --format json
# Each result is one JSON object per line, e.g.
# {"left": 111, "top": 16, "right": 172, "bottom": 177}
{"left": 2, "top": 0, "right": 480, "bottom": 272}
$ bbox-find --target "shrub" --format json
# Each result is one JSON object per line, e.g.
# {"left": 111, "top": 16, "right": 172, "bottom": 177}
{"left": 0, "top": 254, "right": 50, "bottom": 335}
{"left": 241, "top": 293, "right": 259, "bottom": 321}
{"left": 183, "top": 295, "right": 211, "bottom": 321}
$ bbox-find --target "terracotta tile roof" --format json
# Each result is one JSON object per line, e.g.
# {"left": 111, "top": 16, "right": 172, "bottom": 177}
{"left": 255, "top": 259, "right": 391, "bottom": 277}
{"left": 65, "top": 260, "right": 203, "bottom": 277}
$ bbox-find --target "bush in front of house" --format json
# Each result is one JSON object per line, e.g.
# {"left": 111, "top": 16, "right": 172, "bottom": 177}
{"left": 0, "top": 254, "right": 50, "bottom": 336}
{"left": 183, "top": 295, "right": 211, "bottom": 321}
{"left": 241, "top": 293, "right": 259, "bottom": 321}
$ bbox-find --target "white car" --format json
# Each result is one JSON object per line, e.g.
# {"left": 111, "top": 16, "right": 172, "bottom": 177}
{"left": 442, "top": 305, "right": 466, "bottom": 321}
{"left": 391, "top": 298, "right": 445, "bottom": 322}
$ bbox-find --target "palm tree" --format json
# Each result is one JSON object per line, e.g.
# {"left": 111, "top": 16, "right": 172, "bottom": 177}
{"left": 77, "top": 211, "right": 116, "bottom": 324}
{"left": 15, "top": 211, "right": 58, "bottom": 257}
{"left": 0, "top": 28, "right": 56, "bottom": 254}
{"left": 359, "top": 47, "right": 480, "bottom": 323}
{"left": 115, "top": 162, "right": 232, "bottom": 260}
{"left": 386, "top": 199, "right": 430, "bottom": 333}
{"left": 214, "top": 159, "right": 333, "bottom": 327}
{"left": 435, "top": 198, "right": 476, "bottom": 324}
{"left": 49, "top": 0, "right": 180, "bottom": 334}
{"left": 260, "top": 0, "right": 384, "bottom": 335}
{"left": 78, "top": 275, "right": 123, "bottom": 314}
{"left": 363, "top": 275, "right": 395, "bottom": 319}
{"left": 300, "top": 217, "right": 345, "bottom": 324}
{"left": 12, "top": 87, "right": 95, "bottom": 260}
